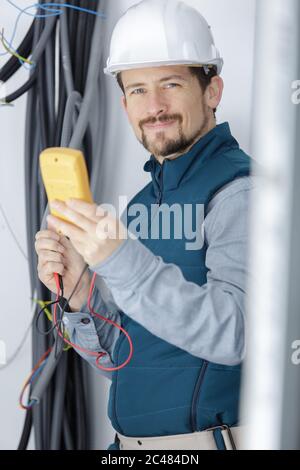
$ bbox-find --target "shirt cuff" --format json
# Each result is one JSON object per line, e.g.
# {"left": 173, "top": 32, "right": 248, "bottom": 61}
{"left": 62, "top": 286, "right": 98, "bottom": 328}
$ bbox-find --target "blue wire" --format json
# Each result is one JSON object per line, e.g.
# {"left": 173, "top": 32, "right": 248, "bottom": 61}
{"left": 27, "top": 399, "right": 38, "bottom": 408}
{"left": 40, "top": 3, "right": 106, "bottom": 17}
{"left": 2, "top": 1, "right": 105, "bottom": 69}
{"left": 23, "top": 359, "right": 47, "bottom": 408}
{"left": 6, "top": 1, "right": 105, "bottom": 18}
{"left": 29, "top": 359, "right": 47, "bottom": 384}
{"left": 0, "top": 3, "right": 62, "bottom": 63}
{"left": 6, "top": 0, "right": 61, "bottom": 17}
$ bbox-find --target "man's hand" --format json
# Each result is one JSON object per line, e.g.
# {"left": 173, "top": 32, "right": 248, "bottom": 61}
{"left": 47, "top": 199, "right": 127, "bottom": 268}
{"left": 35, "top": 224, "right": 91, "bottom": 311}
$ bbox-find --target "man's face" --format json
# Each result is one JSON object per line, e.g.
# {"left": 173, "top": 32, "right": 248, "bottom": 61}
{"left": 121, "top": 65, "right": 221, "bottom": 160}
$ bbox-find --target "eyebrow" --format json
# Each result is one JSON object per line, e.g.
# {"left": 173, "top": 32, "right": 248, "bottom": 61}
{"left": 125, "top": 74, "right": 188, "bottom": 92}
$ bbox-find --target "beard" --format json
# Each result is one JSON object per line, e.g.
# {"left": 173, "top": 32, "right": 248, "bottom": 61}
{"left": 138, "top": 103, "right": 211, "bottom": 158}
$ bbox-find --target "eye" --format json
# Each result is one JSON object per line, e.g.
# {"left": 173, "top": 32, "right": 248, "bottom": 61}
{"left": 165, "top": 83, "right": 180, "bottom": 89}
{"left": 131, "top": 88, "right": 145, "bottom": 95}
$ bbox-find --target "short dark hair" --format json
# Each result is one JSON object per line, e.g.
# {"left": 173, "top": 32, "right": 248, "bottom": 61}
{"left": 116, "top": 65, "right": 218, "bottom": 114}
{"left": 188, "top": 66, "right": 218, "bottom": 114}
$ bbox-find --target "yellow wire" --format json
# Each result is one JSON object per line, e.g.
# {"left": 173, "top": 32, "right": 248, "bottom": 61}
{"left": 33, "top": 299, "right": 72, "bottom": 351}
{"left": 1, "top": 28, "right": 34, "bottom": 65}
{"left": 0, "top": 100, "right": 14, "bottom": 107}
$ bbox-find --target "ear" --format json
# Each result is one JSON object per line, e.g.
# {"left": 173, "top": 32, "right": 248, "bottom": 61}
{"left": 121, "top": 95, "right": 128, "bottom": 114}
{"left": 205, "top": 76, "right": 224, "bottom": 111}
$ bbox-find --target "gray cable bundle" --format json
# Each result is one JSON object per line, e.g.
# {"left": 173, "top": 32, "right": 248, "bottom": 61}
{"left": 0, "top": 0, "right": 107, "bottom": 450}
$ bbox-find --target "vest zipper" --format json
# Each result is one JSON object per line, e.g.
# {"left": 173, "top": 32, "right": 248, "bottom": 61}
{"left": 157, "top": 161, "right": 165, "bottom": 206}
{"left": 190, "top": 360, "right": 209, "bottom": 432}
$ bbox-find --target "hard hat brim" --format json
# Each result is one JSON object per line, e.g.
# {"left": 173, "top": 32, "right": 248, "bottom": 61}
{"left": 104, "top": 58, "right": 223, "bottom": 77}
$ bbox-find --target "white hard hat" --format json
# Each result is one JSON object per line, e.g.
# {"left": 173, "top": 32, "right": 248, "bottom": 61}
{"left": 104, "top": 0, "right": 223, "bottom": 77}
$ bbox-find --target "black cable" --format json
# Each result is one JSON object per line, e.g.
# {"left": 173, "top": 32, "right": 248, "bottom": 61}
{"left": 62, "top": 412, "right": 74, "bottom": 450}
{"left": 73, "top": 353, "right": 87, "bottom": 449}
{"left": 31, "top": 4, "right": 52, "bottom": 450}
{"left": 68, "top": 0, "right": 79, "bottom": 84}
{"left": 65, "top": 349, "right": 76, "bottom": 447}
{"left": 83, "top": 123, "right": 93, "bottom": 179}
{"left": 72, "top": 0, "right": 96, "bottom": 177}
{"left": 38, "top": 53, "right": 49, "bottom": 149}
{"left": 35, "top": 298, "right": 64, "bottom": 336}
{"left": 0, "top": 20, "right": 35, "bottom": 82}
{"left": 17, "top": 407, "right": 33, "bottom": 450}
{"left": 54, "top": 54, "right": 67, "bottom": 146}
{"left": 16, "top": 0, "right": 100, "bottom": 450}
{"left": 44, "top": 23, "right": 56, "bottom": 146}
{"left": 75, "top": 0, "right": 88, "bottom": 94}
{"left": 3, "top": 2, "right": 58, "bottom": 104}
{"left": 57, "top": 267, "right": 89, "bottom": 450}
{"left": 79, "top": 0, "right": 90, "bottom": 91}
{"left": 21, "top": 1, "right": 47, "bottom": 450}
{"left": 82, "top": 0, "right": 96, "bottom": 86}
{"left": 50, "top": 352, "right": 68, "bottom": 449}
{"left": 4, "top": 71, "right": 37, "bottom": 103}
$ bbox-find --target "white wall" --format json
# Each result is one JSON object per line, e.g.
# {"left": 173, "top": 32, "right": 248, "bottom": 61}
{"left": 0, "top": 0, "right": 256, "bottom": 450}
{"left": 0, "top": 1, "right": 35, "bottom": 451}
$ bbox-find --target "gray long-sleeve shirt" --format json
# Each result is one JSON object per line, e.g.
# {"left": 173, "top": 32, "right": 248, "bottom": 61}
{"left": 62, "top": 175, "right": 257, "bottom": 380}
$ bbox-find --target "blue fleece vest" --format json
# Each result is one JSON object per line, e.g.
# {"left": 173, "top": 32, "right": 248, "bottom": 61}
{"left": 107, "top": 123, "right": 252, "bottom": 447}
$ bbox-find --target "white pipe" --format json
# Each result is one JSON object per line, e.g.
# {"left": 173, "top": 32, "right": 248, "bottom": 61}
{"left": 240, "top": 0, "right": 299, "bottom": 450}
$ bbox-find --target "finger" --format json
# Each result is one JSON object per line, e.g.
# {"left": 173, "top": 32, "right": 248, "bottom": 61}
{"left": 59, "top": 235, "right": 72, "bottom": 249}
{"left": 66, "top": 199, "right": 98, "bottom": 221}
{"left": 47, "top": 218, "right": 60, "bottom": 234}
{"left": 59, "top": 236, "right": 80, "bottom": 260}
{"left": 35, "top": 230, "right": 60, "bottom": 242}
{"left": 42, "top": 261, "right": 65, "bottom": 277}
{"left": 35, "top": 238, "right": 65, "bottom": 254}
{"left": 38, "top": 250, "right": 65, "bottom": 267}
{"left": 96, "top": 205, "right": 109, "bottom": 218}
{"left": 49, "top": 201, "right": 97, "bottom": 233}
{"left": 47, "top": 214, "right": 87, "bottom": 242}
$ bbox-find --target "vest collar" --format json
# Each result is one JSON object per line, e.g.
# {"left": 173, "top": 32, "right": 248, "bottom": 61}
{"left": 143, "top": 122, "right": 238, "bottom": 195}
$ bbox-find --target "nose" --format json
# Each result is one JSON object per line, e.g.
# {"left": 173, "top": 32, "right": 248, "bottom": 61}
{"left": 145, "top": 89, "right": 169, "bottom": 118}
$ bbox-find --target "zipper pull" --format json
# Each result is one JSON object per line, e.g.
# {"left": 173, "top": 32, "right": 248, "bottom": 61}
{"left": 157, "top": 191, "right": 162, "bottom": 206}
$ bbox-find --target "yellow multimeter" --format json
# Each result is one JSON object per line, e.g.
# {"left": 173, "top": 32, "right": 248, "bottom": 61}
{"left": 39, "top": 147, "right": 93, "bottom": 224}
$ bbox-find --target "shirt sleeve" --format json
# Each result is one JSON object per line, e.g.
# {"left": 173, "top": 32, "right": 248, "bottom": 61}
{"left": 62, "top": 281, "right": 121, "bottom": 380}
{"left": 89, "top": 177, "right": 256, "bottom": 366}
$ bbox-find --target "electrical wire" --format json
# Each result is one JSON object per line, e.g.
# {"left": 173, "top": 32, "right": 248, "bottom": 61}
{"left": 33, "top": 298, "right": 71, "bottom": 351}
{"left": 53, "top": 272, "right": 134, "bottom": 372}
{"left": 17, "top": 406, "right": 32, "bottom": 450}
{"left": 4, "top": 69, "right": 37, "bottom": 103}
{"left": 6, "top": 0, "right": 106, "bottom": 18}
{"left": 1, "top": 1, "right": 105, "bottom": 80}
{"left": 35, "top": 298, "right": 65, "bottom": 336}
{"left": 2, "top": 0, "right": 105, "bottom": 69}
{"left": 19, "top": 347, "right": 52, "bottom": 410}
{"left": 25, "top": 8, "right": 46, "bottom": 449}
{"left": 0, "top": 28, "right": 34, "bottom": 65}
{"left": 24, "top": 267, "right": 87, "bottom": 405}
{"left": 0, "top": 20, "right": 34, "bottom": 82}
{"left": 9, "top": 0, "right": 108, "bottom": 450}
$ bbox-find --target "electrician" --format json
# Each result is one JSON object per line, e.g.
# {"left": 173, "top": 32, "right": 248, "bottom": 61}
{"left": 35, "top": 0, "right": 256, "bottom": 450}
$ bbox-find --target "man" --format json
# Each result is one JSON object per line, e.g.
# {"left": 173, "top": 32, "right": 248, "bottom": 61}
{"left": 35, "top": 0, "right": 255, "bottom": 450}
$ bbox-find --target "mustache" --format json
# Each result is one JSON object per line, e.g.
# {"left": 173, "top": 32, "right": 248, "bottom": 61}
{"left": 139, "top": 114, "right": 183, "bottom": 130}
